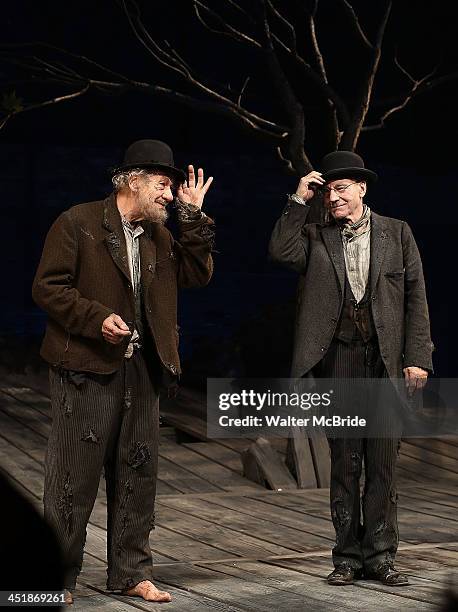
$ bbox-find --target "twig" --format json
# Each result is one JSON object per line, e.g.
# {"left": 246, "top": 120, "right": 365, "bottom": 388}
{"left": 338, "top": 0, "right": 373, "bottom": 49}
{"left": 0, "top": 84, "right": 90, "bottom": 130}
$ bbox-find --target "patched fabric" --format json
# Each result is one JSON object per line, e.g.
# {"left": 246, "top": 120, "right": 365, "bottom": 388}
{"left": 174, "top": 198, "right": 205, "bottom": 222}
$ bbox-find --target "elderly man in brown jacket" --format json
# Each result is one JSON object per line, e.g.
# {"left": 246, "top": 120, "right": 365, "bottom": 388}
{"left": 269, "top": 151, "right": 433, "bottom": 588}
{"left": 32, "top": 140, "right": 215, "bottom": 604}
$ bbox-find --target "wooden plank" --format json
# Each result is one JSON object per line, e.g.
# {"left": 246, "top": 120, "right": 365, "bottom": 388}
{"left": 182, "top": 441, "right": 244, "bottom": 474}
{"left": 0, "top": 390, "right": 51, "bottom": 438}
{"left": 158, "top": 496, "right": 333, "bottom": 551}
{"left": 153, "top": 505, "right": 298, "bottom": 558}
{"left": 157, "top": 456, "right": 221, "bottom": 494}
{"left": 1, "top": 386, "right": 51, "bottom": 408}
{"left": 81, "top": 555, "right": 235, "bottom": 612}
{"left": 192, "top": 494, "right": 335, "bottom": 541}
{"left": 160, "top": 409, "right": 251, "bottom": 452}
{"left": 285, "top": 427, "right": 317, "bottom": 488}
{"left": 395, "top": 547, "right": 458, "bottom": 572}
{"left": 197, "top": 559, "right": 436, "bottom": 611}
{"left": 413, "top": 484, "right": 458, "bottom": 499}
{"left": 401, "top": 441, "right": 458, "bottom": 473}
{"left": 159, "top": 439, "right": 260, "bottom": 491}
{"left": 251, "top": 491, "right": 455, "bottom": 545}
{"left": 0, "top": 389, "right": 202, "bottom": 499}
{"left": 397, "top": 464, "right": 434, "bottom": 484}
{"left": 0, "top": 428, "right": 179, "bottom": 566}
{"left": 397, "top": 494, "right": 458, "bottom": 521}
{"left": 307, "top": 508, "right": 455, "bottom": 544}
{"left": 247, "top": 489, "right": 331, "bottom": 515}
{"left": 397, "top": 451, "right": 458, "bottom": 486}
{"left": 0, "top": 432, "right": 45, "bottom": 499}
{"left": 241, "top": 436, "right": 297, "bottom": 491}
{"left": 432, "top": 436, "right": 458, "bottom": 447}
{"left": 269, "top": 556, "right": 443, "bottom": 607}
{"left": 399, "top": 488, "right": 458, "bottom": 510}
{"left": 0, "top": 407, "right": 48, "bottom": 463}
{"left": 153, "top": 562, "right": 320, "bottom": 612}
{"left": 406, "top": 437, "right": 458, "bottom": 460}
{"left": 89, "top": 498, "right": 230, "bottom": 564}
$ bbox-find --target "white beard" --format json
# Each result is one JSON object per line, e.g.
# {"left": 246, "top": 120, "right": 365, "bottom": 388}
{"left": 138, "top": 194, "right": 169, "bottom": 224}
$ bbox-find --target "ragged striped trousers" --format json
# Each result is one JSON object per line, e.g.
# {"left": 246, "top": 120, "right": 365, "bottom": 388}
{"left": 318, "top": 339, "right": 401, "bottom": 573}
{"left": 44, "top": 349, "right": 159, "bottom": 591}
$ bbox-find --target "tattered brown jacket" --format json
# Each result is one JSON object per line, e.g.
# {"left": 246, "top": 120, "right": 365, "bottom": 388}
{"left": 32, "top": 193, "right": 215, "bottom": 375}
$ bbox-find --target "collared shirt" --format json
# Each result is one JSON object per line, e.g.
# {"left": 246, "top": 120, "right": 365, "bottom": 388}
{"left": 340, "top": 214, "right": 371, "bottom": 303}
{"left": 121, "top": 217, "right": 144, "bottom": 296}
{"left": 121, "top": 217, "right": 144, "bottom": 354}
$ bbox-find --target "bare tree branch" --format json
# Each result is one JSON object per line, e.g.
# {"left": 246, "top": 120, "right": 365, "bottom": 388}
{"left": 122, "top": 0, "right": 192, "bottom": 78}
{"left": 2, "top": 51, "right": 290, "bottom": 141}
{"left": 1, "top": 1, "right": 455, "bottom": 175}
{"left": 338, "top": 0, "right": 373, "bottom": 49}
{"left": 340, "top": 1, "right": 392, "bottom": 149}
{"left": 258, "top": 0, "right": 311, "bottom": 172}
{"left": 0, "top": 85, "right": 90, "bottom": 130}
{"left": 307, "top": 3, "right": 340, "bottom": 146}
{"left": 1, "top": 41, "right": 134, "bottom": 83}
{"left": 193, "top": 0, "right": 262, "bottom": 49}
{"left": 237, "top": 76, "right": 250, "bottom": 107}
{"left": 276, "top": 145, "right": 295, "bottom": 172}
{"left": 362, "top": 62, "right": 439, "bottom": 131}
{"left": 225, "top": 0, "right": 255, "bottom": 23}
{"left": 266, "top": 0, "right": 297, "bottom": 56}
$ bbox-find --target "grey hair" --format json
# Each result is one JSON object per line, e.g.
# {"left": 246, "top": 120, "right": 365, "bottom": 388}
{"left": 111, "top": 168, "right": 161, "bottom": 193}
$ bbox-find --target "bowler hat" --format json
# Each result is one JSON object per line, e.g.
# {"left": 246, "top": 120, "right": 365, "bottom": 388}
{"left": 112, "top": 139, "right": 186, "bottom": 183}
{"left": 320, "top": 151, "right": 377, "bottom": 183}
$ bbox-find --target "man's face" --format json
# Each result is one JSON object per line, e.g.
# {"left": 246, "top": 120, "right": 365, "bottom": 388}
{"left": 323, "top": 178, "right": 366, "bottom": 222}
{"left": 134, "top": 173, "right": 176, "bottom": 223}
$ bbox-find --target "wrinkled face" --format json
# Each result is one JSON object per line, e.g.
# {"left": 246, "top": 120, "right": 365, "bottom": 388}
{"left": 323, "top": 177, "right": 366, "bottom": 222}
{"left": 134, "top": 173, "right": 176, "bottom": 223}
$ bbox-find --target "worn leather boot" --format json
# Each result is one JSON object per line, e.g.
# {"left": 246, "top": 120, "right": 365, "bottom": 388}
{"left": 327, "top": 562, "right": 359, "bottom": 585}
{"left": 369, "top": 561, "right": 409, "bottom": 586}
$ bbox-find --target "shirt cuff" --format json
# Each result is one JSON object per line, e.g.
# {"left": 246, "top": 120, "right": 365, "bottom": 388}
{"left": 287, "top": 193, "right": 307, "bottom": 206}
{"left": 175, "top": 198, "right": 206, "bottom": 222}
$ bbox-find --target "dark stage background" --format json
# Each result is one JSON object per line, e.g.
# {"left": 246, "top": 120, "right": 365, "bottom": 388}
{"left": 1, "top": 0, "right": 457, "bottom": 383}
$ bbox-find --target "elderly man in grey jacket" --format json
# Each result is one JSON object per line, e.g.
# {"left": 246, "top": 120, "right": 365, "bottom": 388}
{"left": 269, "top": 151, "right": 433, "bottom": 587}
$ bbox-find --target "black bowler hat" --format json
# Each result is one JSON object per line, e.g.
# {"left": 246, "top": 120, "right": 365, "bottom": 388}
{"left": 320, "top": 151, "right": 378, "bottom": 183}
{"left": 112, "top": 139, "right": 186, "bottom": 183}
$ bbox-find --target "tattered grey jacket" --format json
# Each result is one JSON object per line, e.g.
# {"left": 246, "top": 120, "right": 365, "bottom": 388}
{"left": 269, "top": 200, "right": 433, "bottom": 379}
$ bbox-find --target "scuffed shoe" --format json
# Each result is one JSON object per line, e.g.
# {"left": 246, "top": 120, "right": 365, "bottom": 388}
{"left": 327, "top": 563, "right": 359, "bottom": 585}
{"left": 369, "top": 561, "right": 409, "bottom": 586}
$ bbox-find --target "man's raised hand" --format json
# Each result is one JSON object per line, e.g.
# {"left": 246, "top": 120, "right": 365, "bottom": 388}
{"left": 296, "top": 171, "right": 325, "bottom": 202}
{"left": 177, "top": 165, "right": 213, "bottom": 209}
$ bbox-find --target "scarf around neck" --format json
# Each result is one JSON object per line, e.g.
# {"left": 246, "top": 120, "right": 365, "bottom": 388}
{"left": 339, "top": 205, "right": 371, "bottom": 240}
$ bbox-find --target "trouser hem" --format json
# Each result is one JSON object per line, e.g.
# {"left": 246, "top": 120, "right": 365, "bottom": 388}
{"left": 107, "top": 572, "right": 154, "bottom": 592}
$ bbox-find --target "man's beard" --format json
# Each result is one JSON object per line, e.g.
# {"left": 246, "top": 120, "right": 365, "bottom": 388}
{"left": 138, "top": 195, "right": 169, "bottom": 224}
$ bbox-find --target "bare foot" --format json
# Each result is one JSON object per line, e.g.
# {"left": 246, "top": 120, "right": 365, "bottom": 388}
{"left": 63, "top": 589, "right": 73, "bottom": 605}
{"left": 123, "top": 580, "right": 172, "bottom": 602}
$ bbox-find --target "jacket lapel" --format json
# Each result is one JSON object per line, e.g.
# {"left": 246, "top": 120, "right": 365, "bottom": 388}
{"left": 102, "top": 194, "right": 131, "bottom": 283}
{"left": 370, "top": 212, "right": 388, "bottom": 295}
{"left": 321, "top": 224, "right": 345, "bottom": 294}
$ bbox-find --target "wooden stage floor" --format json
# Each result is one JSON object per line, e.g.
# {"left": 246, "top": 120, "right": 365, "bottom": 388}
{"left": 0, "top": 385, "right": 457, "bottom": 611}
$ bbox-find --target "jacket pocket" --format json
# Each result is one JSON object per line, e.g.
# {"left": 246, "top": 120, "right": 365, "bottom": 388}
{"left": 385, "top": 269, "right": 405, "bottom": 279}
